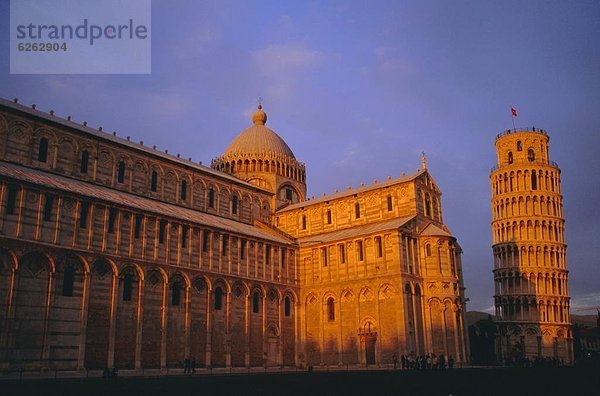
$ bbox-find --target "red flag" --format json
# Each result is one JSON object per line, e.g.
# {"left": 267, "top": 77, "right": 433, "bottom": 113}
{"left": 511, "top": 107, "right": 518, "bottom": 117}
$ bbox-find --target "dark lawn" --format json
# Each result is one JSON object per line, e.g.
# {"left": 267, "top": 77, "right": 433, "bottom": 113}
{"left": 2, "top": 367, "right": 598, "bottom": 396}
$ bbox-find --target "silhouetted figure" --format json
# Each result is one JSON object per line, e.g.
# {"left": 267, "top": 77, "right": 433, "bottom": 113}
{"left": 392, "top": 354, "right": 398, "bottom": 370}
{"left": 191, "top": 356, "right": 196, "bottom": 373}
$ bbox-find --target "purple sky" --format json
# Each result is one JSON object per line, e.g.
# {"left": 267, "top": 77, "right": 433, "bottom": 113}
{"left": 1, "top": 0, "right": 599, "bottom": 313}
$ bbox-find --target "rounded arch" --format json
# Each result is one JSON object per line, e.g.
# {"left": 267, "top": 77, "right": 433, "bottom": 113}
{"left": 0, "top": 246, "right": 18, "bottom": 271}
{"left": 169, "top": 271, "right": 190, "bottom": 289}
{"left": 118, "top": 262, "right": 145, "bottom": 281}
{"left": 211, "top": 277, "right": 231, "bottom": 293}
{"left": 231, "top": 279, "right": 250, "bottom": 296}
{"left": 19, "top": 250, "right": 55, "bottom": 273}
{"left": 191, "top": 275, "right": 211, "bottom": 292}
{"left": 56, "top": 251, "right": 90, "bottom": 274}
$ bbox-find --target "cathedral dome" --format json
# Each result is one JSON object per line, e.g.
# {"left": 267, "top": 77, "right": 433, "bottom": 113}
{"left": 224, "top": 105, "right": 296, "bottom": 159}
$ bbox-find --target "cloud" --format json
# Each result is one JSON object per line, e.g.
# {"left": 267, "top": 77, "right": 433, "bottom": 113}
{"left": 374, "top": 46, "right": 414, "bottom": 74}
{"left": 570, "top": 292, "right": 600, "bottom": 312}
{"left": 252, "top": 44, "right": 324, "bottom": 101}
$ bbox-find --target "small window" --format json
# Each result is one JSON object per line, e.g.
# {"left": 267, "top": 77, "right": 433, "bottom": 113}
{"left": 241, "top": 239, "right": 247, "bottom": 259}
{"left": 355, "top": 202, "right": 361, "bottom": 219}
{"left": 527, "top": 148, "right": 535, "bottom": 162}
{"left": 62, "top": 266, "right": 74, "bottom": 297}
{"left": 425, "top": 196, "right": 432, "bottom": 217}
{"left": 339, "top": 244, "right": 346, "bottom": 264}
{"left": 531, "top": 172, "right": 537, "bottom": 190}
{"left": 285, "top": 188, "right": 293, "bottom": 201}
{"left": 326, "top": 209, "right": 332, "bottom": 224}
{"left": 208, "top": 188, "right": 215, "bottom": 208}
{"left": 253, "top": 291, "right": 260, "bottom": 313}
{"left": 171, "top": 283, "right": 181, "bottom": 306}
{"left": 376, "top": 236, "right": 383, "bottom": 258}
{"left": 387, "top": 195, "right": 393, "bottom": 212}
{"left": 38, "top": 137, "right": 49, "bottom": 162}
{"left": 301, "top": 214, "right": 307, "bottom": 230}
{"left": 134, "top": 214, "right": 143, "bottom": 239}
{"left": 322, "top": 247, "right": 328, "bottom": 267}
{"left": 222, "top": 234, "right": 228, "bottom": 256}
{"left": 517, "top": 141, "right": 523, "bottom": 151}
{"left": 117, "top": 161, "right": 126, "bottom": 183}
{"left": 202, "top": 231, "right": 210, "bottom": 252}
{"left": 284, "top": 296, "right": 291, "bottom": 316}
{"left": 265, "top": 244, "right": 271, "bottom": 264}
{"left": 180, "top": 180, "right": 187, "bottom": 200}
{"left": 181, "top": 225, "right": 188, "bottom": 248}
{"left": 43, "top": 194, "right": 54, "bottom": 221}
{"left": 327, "top": 297, "right": 335, "bottom": 321}
{"left": 122, "top": 273, "right": 133, "bottom": 301}
{"left": 80, "top": 150, "right": 89, "bottom": 174}
{"left": 357, "top": 240, "right": 364, "bottom": 261}
{"left": 281, "top": 248, "right": 286, "bottom": 268}
{"left": 150, "top": 171, "right": 158, "bottom": 192}
{"left": 232, "top": 195, "right": 238, "bottom": 215}
{"left": 425, "top": 244, "right": 432, "bottom": 256}
{"left": 159, "top": 220, "right": 167, "bottom": 244}
{"left": 108, "top": 208, "right": 118, "bottom": 233}
{"left": 5, "top": 184, "right": 18, "bottom": 215}
{"left": 214, "top": 287, "right": 223, "bottom": 310}
{"left": 507, "top": 151, "right": 514, "bottom": 164}
{"left": 79, "top": 202, "right": 89, "bottom": 229}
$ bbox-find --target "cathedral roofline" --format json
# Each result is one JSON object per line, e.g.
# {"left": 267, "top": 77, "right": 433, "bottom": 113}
{"left": 0, "top": 160, "right": 290, "bottom": 244}
{"left": 298, "top": 215, "right": 416, "bottom": 245}
{"left": 276, "top": 169, "right": 428, "bottom": 213}
{"left": 0, "top": 97, "right": 272, "bottom": 195}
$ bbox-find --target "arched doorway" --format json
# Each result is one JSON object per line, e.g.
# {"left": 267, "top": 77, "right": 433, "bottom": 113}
{"left": 359, "top": 319, "right": 377, "bottom": 366}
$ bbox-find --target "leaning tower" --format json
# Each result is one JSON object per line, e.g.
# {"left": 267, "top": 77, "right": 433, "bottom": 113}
{"left": 490, "top": 127, "right": 573, "bottom": 364}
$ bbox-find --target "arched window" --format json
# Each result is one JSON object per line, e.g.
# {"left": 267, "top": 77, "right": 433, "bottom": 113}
{"left": 232, "top": 195, "right": 238, "bottom": 215}
{"left": 180, "top": 180, "right": 187, "bottom": 200}
{"left": 214, "top": 287, "right": 223, "bottom": 310}
{"left": 38, "top": 137, "right": 49, "bottom": 162}
{"left": 531, "top": 171, "right": 537, "bottom": 190}
{"left": 507, "top": 151, "right": 513, "bottom": 164}
{"left": 253, "top": 291, "right": 260, "bottom": 313}
{"left": 387, "top": 195, "right": 393, "bottom": 211}
{"left": 425, "top": 195, "right": 432, "bottom": 217}
{"left": 284, "top": 296, "right": 291, "bottom": 316}
{"left": 117, "top": 160, "right": 125, "bottom": 183}
{"left": 326, "top": 209, "right": 332, "bottom": 224}
{"left": 327, "top": 297, "right": 335, "bottom": 321}
{"left": 171, "top": 282, "right": 181, "bottom": 306}
{"left": 62, "top": 265, "right": 74, "bottom": 297}
{"left": 122, "top": 273, "right": 133, "bottom": 301}
{"left": 150, "top": 170, "right": 158, "bottom": 192}
{"left": 301, "top": 214, "right": 307, "bottom": 230}
{"left": 517, "top": 141, "right": 523, "bottom": 151}
{"left": 527, "top": 148, "right": 535, "bottom": 162}
{"left": 425, "top": 244, "right": 432, "bottom": 256}
{"left": 80, "top": 150, "right": 89, "bottom": 173}
{"left": 208, "top": 188, "right": 215, "bottom": 208}
{"left": 355, "top": 202, "right": 361, "bottom": 219}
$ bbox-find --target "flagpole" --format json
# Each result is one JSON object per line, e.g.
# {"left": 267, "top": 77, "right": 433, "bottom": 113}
{"left": 511, "top": 106, "right": 516, "bottom": 132}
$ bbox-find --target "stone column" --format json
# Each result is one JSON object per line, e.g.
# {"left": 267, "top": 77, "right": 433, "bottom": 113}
{"left": 134, "top": 277, "right": 144, "bottom": 371}
{"left": 107, "top": 273, "right": 118, "bottom": 369}
{"left": 205, "top": 286, "right": 212, "bottom": 367}
{"left": 77, "top": 271, "right": 90, "bottom": 371}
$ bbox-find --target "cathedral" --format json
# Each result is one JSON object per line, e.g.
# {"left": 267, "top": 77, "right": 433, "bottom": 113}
{"left": 0, "top": 98, "right": 468, "bottom": 372}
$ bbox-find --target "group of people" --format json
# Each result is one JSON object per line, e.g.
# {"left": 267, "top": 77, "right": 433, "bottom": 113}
{"left": 504, "top": 356, "right": 565, "bottom": 368}
{"left": 392, "top": 353, "right": 455, "bottom": 370}
{"left": 183, "top": 357, "right": 197, "bottom": 374}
